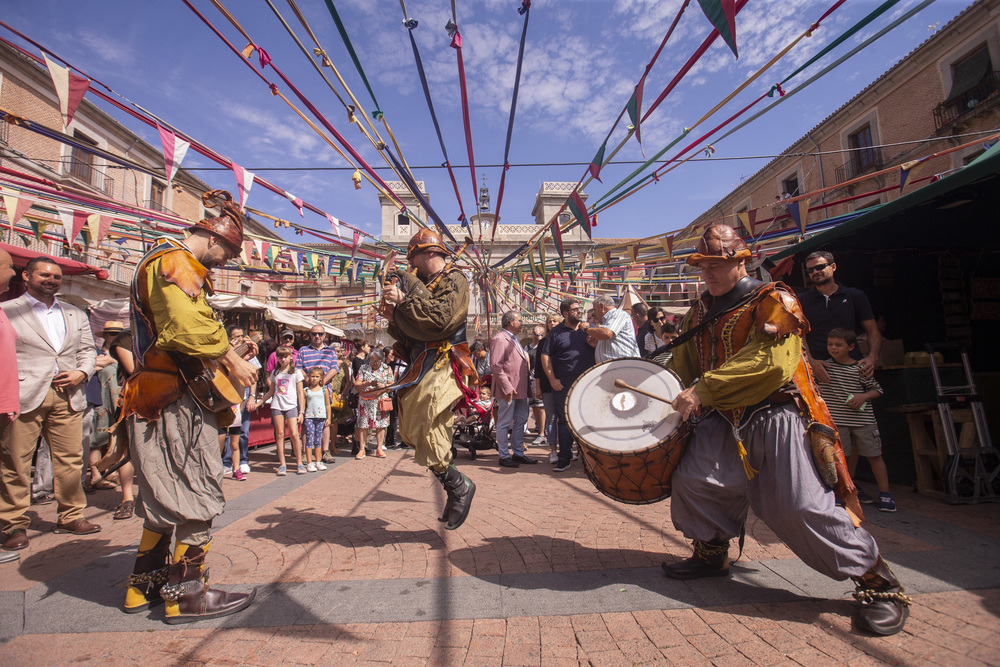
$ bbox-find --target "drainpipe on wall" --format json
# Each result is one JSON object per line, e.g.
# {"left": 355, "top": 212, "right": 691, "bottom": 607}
{"left": 807, "top": 132, "right": 827, "bottom": 220}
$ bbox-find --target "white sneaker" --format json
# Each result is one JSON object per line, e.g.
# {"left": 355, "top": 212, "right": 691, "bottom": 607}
{"left": 534, "top": 436, "right": 548, "bottom": 445}
{"left": 315, "top": 462, "right": 327, "bottom": 471}
{"left": 239, "top": 463, "right": 251, "bottom": 474}
{"left": 222, "top": 467, "right": 233, "bottom": 478}
{"left": 549, "top": 451, "right": 558, "bottom": 463}
{"left": 306, "top": 463, "right": 317, "bottom": 472}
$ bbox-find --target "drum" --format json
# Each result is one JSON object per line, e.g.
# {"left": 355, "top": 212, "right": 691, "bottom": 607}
{"left": 566, "top": 358, "right": 690, "bottom": 504}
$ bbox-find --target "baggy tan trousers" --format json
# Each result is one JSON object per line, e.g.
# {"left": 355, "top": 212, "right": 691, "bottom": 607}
{"left": 397, "top": 360, "right": 463, "bottom": 471}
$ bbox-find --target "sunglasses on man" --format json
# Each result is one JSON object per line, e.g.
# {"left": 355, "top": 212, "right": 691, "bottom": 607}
{"left": 807, "top": 262, "right": 832, "bottom": 274}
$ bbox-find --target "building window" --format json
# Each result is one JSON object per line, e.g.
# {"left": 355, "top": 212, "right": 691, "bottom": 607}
{"left": 69, "top": 132, "right": 97, "bottom": 184}
{"left": 781, "top": 175, "right": 799, "bottom": 197}
{"left": 149, "top": 180, "right": 166, "bottom": 212}
{"left": 849, "top": 125, "right": 878, "bottom": 173}
{"left": 935, "top": 44, "right": 998, "bottom": 129}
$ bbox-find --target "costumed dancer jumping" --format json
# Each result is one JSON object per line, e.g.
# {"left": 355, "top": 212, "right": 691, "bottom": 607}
{"left": 660, "top": 224, "right": 911, "bottom": 636}
{"left": 118, "top": 190, "right": 259, "bottom": 623}
{"left": 374, "top": 228, "right": 478, "bottom": 529}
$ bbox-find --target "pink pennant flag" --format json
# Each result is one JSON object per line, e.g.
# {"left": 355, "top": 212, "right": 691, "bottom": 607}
{"left": 2, "top": 195, "right": 32, "bottom": 232}
{"left": 231, "top": 163, "right": 255, "bottom": 210}
{"left": 326, "top": 213, "right": 342, "bottom": 238}
{"left": 350, "top": 231, "right": 360, "bottom": 264}
{"left": 285, "top": 192, "right": 305, "bottom": 218}
{"left": 86, "top": 213, "right": 112, "bottom": 246}
{"left": 56, "top": 207, "right": 88, "bottom": 244}
{"left": 157, "top": 126, "right": 190, "bottom": 184}
{"left": 43, "top": 54, "right": 90, "bottom": 129}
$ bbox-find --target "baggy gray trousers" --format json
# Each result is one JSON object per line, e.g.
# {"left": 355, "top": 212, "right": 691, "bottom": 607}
{"left": 129, "top": 392, "right": 224, "bottom": 546}
{"left": 670, "top": 404, "right": 878, "bottom": 580}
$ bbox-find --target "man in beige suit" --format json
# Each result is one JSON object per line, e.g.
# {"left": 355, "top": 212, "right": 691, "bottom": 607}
{"left": 0, "top": 256, "right": 100, "bottom": 551}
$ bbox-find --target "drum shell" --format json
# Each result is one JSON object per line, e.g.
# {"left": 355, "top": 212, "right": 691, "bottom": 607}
{"left": 566, "top": 359, "right": 691, "bottom": 505}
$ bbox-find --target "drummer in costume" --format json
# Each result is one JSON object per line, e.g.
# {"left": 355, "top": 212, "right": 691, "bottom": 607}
{"left": 378, "top": 229, "right": 478, "bottom": 529}
{"left": 662, "top": 224, "right": 910, "bottom": 636}
{"left": 118, "top": 190, "right": 259, "bottom": 623}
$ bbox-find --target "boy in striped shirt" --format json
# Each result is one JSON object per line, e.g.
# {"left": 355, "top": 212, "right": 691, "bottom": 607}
{"left": 820, "top": 327, "right": 895, "bottom": 512}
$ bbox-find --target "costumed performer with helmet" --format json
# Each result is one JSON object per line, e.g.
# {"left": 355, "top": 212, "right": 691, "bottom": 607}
{"left": 660, "top": 224, "right": 911, "bottom": 636}
{"left": 117, "top": 190, "right": 259, "bottom": 623}
{"left": 376, "top": 228, "right": 478, "bottom": 529}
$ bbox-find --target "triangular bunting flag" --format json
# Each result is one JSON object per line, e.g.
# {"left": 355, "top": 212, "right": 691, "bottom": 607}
{"left": 285, "top": 192, "right": 305, "bottom": 218}
{"left": 737, "top": 209, "right": 757, "bottom": 236}
{"left": 602, "top": 250, "right": 612, "bottom": 268}
{"left": 626, "top": 82, "right": 645, "bottom": 150}
{"left": 339, "top": 259, "right": 348, "bottom": 277}
{"left": 2, "top": 195, "right": 32, "bottom": 232}
{"left": 240, "top": 242, "right": 251, "bottom": 265}
{"left": 266, "top": 245, "right": 279, "bottom": 267}
{"left": 567, "top": 191, "right": 591, "bottom": 239}
{"left": 56, "top": 207, "right": 87, "bottom": 244}
{"left": 899, "top": 159, "right": 924, "bottom": 192}
{"left": 350, "top": 231, "right": 360, "bottom": 264}
{"left": 86, "top": 213, "right": 109, "bottom": 247}
{"left": 252, "top": 238, "right": 264, "bottom": 261}
{"left": 231, "top": 163, "right": 255, "bottom": 210}
{"left": 579, "top": 253, "right": 588, "bottom": 272}
{"left": 588, "top": 141, "right": 607, "bottom": 183}
{"left": 289, "top": 251, "right": 301, "bottom": 274}
{"left": 538, "top": 239, "right": 547, "bottom": 271}
{"left": 697, "top": 0, "right": 739, "bottom": 58}
{"left": 629, "top": 244, "right": 640, "bottom": 263}
{"left": 30, "top": 220, "right": 46, "bottom": 241}
{"left": 157, "top": 125, "right": 190, "bottom": 184}
{"left": 550, "top": 218, "right": 565, "bottom": 258}
{"left": 660, "top": 235, "right": 674, "bottom": 260}
{"left": 326, "top": 213, "right": 342, "bottom": 238}
{"left": 43, "top": 54, "right": 90, "bottom": 129}
{"left": 528, "top": 250, "right": 538, "bottom": 283}
{"left": 787, "top": 198, "right": 811, "bottom": 234}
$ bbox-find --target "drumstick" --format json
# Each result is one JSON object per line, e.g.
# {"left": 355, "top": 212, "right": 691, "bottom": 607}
{"left": 614, "top": 379, "right": 674, "bottom": 405}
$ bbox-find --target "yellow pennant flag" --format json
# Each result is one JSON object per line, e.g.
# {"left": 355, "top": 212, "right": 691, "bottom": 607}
{"left": 579, "top": 253, "right": 588, "bottom": 272}
{"left": 3, "top": 195, "right": 33, "bottom": 232}
{"left": 659, "top": 235, "right": 674, "bottom": 260}
{"left": 737, "top": 211, "right": 752, "bottom": 235}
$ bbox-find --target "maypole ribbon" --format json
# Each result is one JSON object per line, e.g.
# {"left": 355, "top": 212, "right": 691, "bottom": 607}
{"left": 446, "top": 17, "right": 482, "bottom": 225}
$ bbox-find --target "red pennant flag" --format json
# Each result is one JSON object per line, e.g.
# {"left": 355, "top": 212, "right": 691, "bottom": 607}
{"left": 350, "top": 231, "right": 360, "bottom": 264}
{"left": 231, "top": 163, "right": 255, "bottom": 209}
{"left": 3, "top": 195, "right": 32, "bottom": 232}
{"left": 550, "top": 218, "right": 565, "bottom": 258}
{"left": 157, "top": 126, "right": 190, "bottom": 184}
{"left": 567, "top": 191, "right": 591, "bottom": 239}
{"left": 43, "top": 54, "right": 90, "bottom": 129}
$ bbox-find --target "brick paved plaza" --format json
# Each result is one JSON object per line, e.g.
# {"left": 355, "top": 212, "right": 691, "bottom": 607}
{"left": 2, "top": 443, "right": 999, "bottom": 666}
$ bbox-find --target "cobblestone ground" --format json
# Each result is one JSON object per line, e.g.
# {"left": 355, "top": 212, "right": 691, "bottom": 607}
{"left": 2, "top": 439, "right": 999, "bottom": 666}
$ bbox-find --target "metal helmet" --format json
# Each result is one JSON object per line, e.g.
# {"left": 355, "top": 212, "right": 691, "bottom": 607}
{"left": 188, "top": 190, "right": 245, "bottom": 253}
{"left": 686, "top": 224, "right": 751, "bottom": 266}
{"left": 407, "top": 227, "right": 448, "bottom": 259}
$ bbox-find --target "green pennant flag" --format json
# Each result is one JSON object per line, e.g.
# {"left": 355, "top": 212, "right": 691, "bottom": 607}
{"left": 697, "top": 0, "right": 738, "bottom": 57}
{"left": 566, "top": 191, "right": 591, "bottom": 239}
{"left": 339, "top": 259, "right": 348, "bottom": 276}
{"left": 266, "top": 245, "right": 279, "bottom": 266}
{"left": 588, "top": 141, "right": 607, "bottom": 183}
{"left": 18, "top": 234, "right": 31, "bottom": 247}
{"left": 626, "top": 83, "right": 645, "bottom": 150}
{"left": 29, "top": 220, "right": 46, "bottom": 241}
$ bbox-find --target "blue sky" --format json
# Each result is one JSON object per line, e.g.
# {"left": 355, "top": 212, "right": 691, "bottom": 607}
{"left": 1, "top": 1, "right": 971, "bottom": 248}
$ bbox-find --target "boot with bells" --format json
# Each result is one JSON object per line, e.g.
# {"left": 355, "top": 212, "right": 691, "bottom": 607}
{"left": 852, "top": 555, "right": 912, "bottom": 636}
{"left": 662, "top": 539, "right": 730, "bottom": 580}
{"left": 161, "top": 542, "right": 256, "bottom": 624}
{"left": 124, "top": 528, "right": 172, "bottom": 613}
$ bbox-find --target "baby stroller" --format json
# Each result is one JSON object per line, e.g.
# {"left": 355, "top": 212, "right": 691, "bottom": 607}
{"left": 451, "top": 374, "right": 497, "bottom": 460}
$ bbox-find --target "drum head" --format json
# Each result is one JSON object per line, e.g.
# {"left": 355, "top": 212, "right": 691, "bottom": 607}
{"left": 566, "top": 358, "right": 683, "bottom": 454}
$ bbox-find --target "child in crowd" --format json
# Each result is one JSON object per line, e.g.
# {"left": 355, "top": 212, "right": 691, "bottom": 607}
{"left": 474, "top": 386, "right": 493, "bottom": 412}
{"left": 652, "top": 321, "right": 679, "bottom": 368}
{"left": 819, "top": 327, "right": 895, "bottom": 511}
{"left": 260, "top": 346, "right": 306, "bottom": 476}
{"left": 303, "top": 368, "right": 330, "bottom": 472}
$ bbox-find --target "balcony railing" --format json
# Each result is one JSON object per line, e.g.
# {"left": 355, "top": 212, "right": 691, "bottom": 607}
{"left": 835, "top": 147, "right": 884, "bottom": 184}
{"left": 934, "top": 72, "right": 1000, "bottom": 130}
{"left": 63, "top": 156, "right": 114, "bottom": 196}
{"left": 144, "top": 199, "right": 178, "bottom": 216}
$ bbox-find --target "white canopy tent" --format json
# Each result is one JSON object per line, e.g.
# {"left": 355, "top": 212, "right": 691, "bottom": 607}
{"left": 207, "top": 294, "right": 344, "bottom": 337}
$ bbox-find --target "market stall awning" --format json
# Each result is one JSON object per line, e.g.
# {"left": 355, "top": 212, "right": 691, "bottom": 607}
{"left": 0, "top": 242, "right": 109, "bottom": 279}
{"left": 770, "top": 142, "right": 1000, "bottom": 261}
{"left": 207, "top": 294, "right": 344, "bottom": 337}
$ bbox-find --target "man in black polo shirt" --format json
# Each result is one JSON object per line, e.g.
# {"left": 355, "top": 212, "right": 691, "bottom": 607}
{"left": 540, "top": 298, "right": 596, "bottom": 472}
{"left": 799, "top": 251, "right": 882, "bottom": 383}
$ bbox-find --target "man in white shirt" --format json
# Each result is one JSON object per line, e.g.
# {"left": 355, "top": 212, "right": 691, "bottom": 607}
{"left": 587, "top": 295, "right": 640, "bottom": 363}
{"left": 1, "top": 257, "right": 99, "bottom": 552}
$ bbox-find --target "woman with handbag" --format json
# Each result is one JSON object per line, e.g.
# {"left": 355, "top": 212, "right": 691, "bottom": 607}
{"left": 353, "top": 349, "right": 394, "bottom": 459}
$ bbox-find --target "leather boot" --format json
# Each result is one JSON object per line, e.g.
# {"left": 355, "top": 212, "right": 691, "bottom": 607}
{"left": 662, "top": 539, "right": 730, "bottom": 580}
{"left": 852, "top": 555, "right": 912, "bottom": 636}
{"left": 124, "top": 528, "right": 172, "bottom": 613}
{"left": 434, "top": 466, "right": 476, "bottom": 531}
{"left": 161, "top": 542, "right": 256, "bottom": 625}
